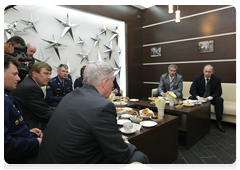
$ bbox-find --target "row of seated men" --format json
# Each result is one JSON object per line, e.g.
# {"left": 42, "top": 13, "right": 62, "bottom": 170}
{"left": 4, "top": 36, "right": 147, "bottom": 164}
{"left": 153, "top": 64, "right": 225, "bottom": 133}
{"left": 46, "top": 64, "right": 122, "bottom": 107}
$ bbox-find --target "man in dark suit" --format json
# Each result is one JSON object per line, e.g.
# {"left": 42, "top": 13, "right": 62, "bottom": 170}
{"left": 11, "top": 62, "right": 54, "bottom": 130}
{"left": 153, "top": 64, "right": 183, "bottom": 98}
{"left": 4, "top": 55, "right": 42, "bottom": 164}
{"left": 113, "top": 76, "right": 122, "bottom": 96}
{"left": 46, "top": 64, "right": 73, "bottom": 107}
{"left": 189, "top": 64, "right": 225, "bottom": 132}
{"left": 73, "top": 65, "right": 86, "bottom": 89}
{"left": 37, "top": 61, "right": 149, "bottom": 164}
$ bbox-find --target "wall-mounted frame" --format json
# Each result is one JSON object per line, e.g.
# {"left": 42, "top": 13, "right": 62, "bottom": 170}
{"left": 198, "top": 40, "right": 214, "bottom": 53}
{"left": 151, "top": 47, "right": 161, "bottom": 57}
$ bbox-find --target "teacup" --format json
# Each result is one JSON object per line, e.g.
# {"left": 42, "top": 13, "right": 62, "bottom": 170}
{"left": 123, "top": 122, "right": 133, "bottom": 132}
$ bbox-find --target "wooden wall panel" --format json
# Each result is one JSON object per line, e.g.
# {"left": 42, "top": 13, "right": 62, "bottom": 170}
{"left": 142, "top": 8, "right": 236, "bottom": 45}
{"left": 142, "top": 5, "right": 230, "bottom": 26}
{"left": 143, "top": 34, "right": 236, "bottom": 63}
{"left": 142, "top": 61, "right": 236, "bottom": 83}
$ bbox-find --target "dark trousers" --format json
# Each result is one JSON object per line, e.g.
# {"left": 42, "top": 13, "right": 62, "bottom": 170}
{"left": 102, "top": 151, "right": 149, "bottom": 164}
{"left": 188, "top": 96, "right": 224, "bottom": 120}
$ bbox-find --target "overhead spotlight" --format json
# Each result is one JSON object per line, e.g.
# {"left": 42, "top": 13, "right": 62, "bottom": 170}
{"left": 175, "top": 5, "right": 180, "bottom": 23}
{"left": 168, "top": 5, "right": 173, "bottom": 14}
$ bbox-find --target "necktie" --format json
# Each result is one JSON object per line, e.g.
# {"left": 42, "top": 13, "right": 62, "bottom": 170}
{"left": 170, "top": 77, "right": 174, "bottom": 91}
{"left": 205, "top": 78, "right": 210, "bottom": 97}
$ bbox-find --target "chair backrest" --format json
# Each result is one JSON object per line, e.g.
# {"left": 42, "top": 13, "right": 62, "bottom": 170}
{"left": 221, "top": 83, "right": 236, "bottom": 102}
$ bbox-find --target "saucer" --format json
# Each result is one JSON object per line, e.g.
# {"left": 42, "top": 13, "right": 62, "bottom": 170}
{"left": 117, "top": 119, "right": 131, "bottom": 125}
{"left": 119, "top": 127, "right": 137, "bottom": 134}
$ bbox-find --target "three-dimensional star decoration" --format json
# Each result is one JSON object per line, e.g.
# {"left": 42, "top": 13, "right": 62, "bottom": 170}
{"left": 90, "top": 34, "right": 102, "bottom": 47}
{"left": 4, "top": 20, "right": 25, "bottom": 39}
{"left": 88, "top": 50, "right": 103, "bottom": 63}
{"left": 76, "top": 50, "right": 91, "bottom": 63}
{"left": 103, "top": 41, "right": 113, "bottom": 60}
{"left": 20, "top": 13, "right": 39, "bottom": 33}
{"left": 66, "top": 56, "right": 77, "bottom": 80}
{"left": 42, "top": 34, "right": 67, "bottom": 60}
{"left": 113, "top": 58, "right": 121, "bottom": 77}
{"left": 54, "top": 13, "right": 79, "bottom": 41}
{"left": 100, "top": 25, "right": 107, "bottom": 36}
{"left": 34, "top": 48, "right": 51, "bottom": 62}
{"left": 108, "top": 26, "right": 119, "bottom": 45}
{"left": 76, "top": 36, "right": 85, "bottom": 46}
{"left": 4, "top": 5, "right": 18, "bottom": 12}
{"left": 116, "top": 48, "right": 122, "bottom": 55}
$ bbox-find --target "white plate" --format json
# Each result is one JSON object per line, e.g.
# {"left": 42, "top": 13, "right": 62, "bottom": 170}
{"left": 121, "top": 114, "right": 132, "bottom": 119}
{"left": 183, "top": 103, "right": 195, "bottom": 107}
{"left": 129, "top": 99, "right": 139, "bottom": 102}
{"left": 119, "top": 127, "right": 137, "bottom": 134}
{"left": 139, "top": 109, "right": 154, "bottom": 118}
{"left": 140, "top": 121, "right": 158, "bottom": 127}
{"left": 148, "top": 97, "right": 159, "bottom": 101}
{"left": 113, "top": 101, "right": 127, "bottom": 106}
{"left": 117, "top": 119, "right": 131, "bottom": 125}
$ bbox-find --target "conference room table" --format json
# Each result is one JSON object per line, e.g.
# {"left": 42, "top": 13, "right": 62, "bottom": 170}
{"left": 117, "top": 99, "right": 211, "bottom": 150}
{"left": 117, "top": 107, "right": 179, "bottom": 164}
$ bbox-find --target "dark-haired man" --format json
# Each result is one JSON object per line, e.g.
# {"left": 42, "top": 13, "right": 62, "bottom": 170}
{"left": 46, "top": 64, "right": 73, "bottom": 107}
{"left": 4, "top": 54, "right": 42, "bottom": 164}
{"left": 4, "top": 36, "right": 26, "bottom": 54}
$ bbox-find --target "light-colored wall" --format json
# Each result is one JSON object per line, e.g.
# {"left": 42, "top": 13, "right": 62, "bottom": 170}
{"left": 4, "top": 5, "right": 126, "bottom": 96}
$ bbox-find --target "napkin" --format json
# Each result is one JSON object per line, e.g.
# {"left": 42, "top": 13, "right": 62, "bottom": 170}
{"left": 107, "top": 92, "right": 115, "bottom": 102}
{"left": 155, "top": 98, "right": 166, "bottom": 110}
{"left": 167, "top": 91, "right": 177, "bottom": 101}
{"left": 132, "top": 123, "right": 142, "bottom": 131}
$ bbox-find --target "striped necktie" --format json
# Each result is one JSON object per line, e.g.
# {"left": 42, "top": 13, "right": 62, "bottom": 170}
{"left": 170, "top": 77, "right": 174, "bottom": 90}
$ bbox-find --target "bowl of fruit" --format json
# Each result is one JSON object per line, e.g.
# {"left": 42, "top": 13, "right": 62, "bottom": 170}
{"left": 130, "top": 114, "right": 143, "bottom": 123}
{"left": 150, "top": 115, "right": 163, "bottom": 123}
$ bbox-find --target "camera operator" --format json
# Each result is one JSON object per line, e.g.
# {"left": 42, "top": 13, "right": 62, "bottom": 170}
{"left": 4, "top": 36, "right": 33, "bottom": 84}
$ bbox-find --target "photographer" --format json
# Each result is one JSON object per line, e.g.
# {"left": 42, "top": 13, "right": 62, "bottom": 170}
{"left": 4, "top": 36, "right": 33, "bottom": 83}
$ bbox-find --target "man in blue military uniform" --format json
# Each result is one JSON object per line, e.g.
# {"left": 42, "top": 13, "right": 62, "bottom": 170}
{"left": 46, "top": 64, "right": 73, "bottom": 107}
{"left": 4, "top": 54, "right": 42, "bottom": 164}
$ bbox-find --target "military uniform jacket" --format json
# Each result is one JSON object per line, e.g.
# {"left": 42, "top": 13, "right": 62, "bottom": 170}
{"left": 46, "top": 76, "right": 73, "bottom": 107}
{"left": 4, "top": 90, "right": 39, "bottom": 164}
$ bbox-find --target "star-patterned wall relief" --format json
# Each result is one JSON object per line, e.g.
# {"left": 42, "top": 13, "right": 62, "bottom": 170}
{"left": 4, "top": 5, "right": 126, "bottom": 95}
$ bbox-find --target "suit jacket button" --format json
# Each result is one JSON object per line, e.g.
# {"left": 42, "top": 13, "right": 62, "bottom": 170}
{"left": 15, "top": 120, "right": 19, "bottom": 125}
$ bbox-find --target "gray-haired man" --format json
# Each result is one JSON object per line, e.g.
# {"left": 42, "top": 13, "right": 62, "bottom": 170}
{"left": 46, "top": 64, "right": 73, "bottom": 107}
{"left": 153, "top": 64, "right": 183, "bottom": 98}
{"left": 37, "top": 61, "right": 149, "bottom": 164}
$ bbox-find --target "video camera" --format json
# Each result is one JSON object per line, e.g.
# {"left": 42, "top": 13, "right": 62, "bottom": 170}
{"left": 5, "top": 46, "right": 33, "bottom": 83}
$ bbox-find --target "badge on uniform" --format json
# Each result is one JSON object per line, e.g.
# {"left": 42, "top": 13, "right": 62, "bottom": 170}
{"left": 46, "top": 85, "right": 50, "bottom": 89}
{"left": 56, "top": 88, "right": 61, "bottom": 90}
{"left": 67, "top": 87, "right": 70, "bottom": 89}
{"left": 15, "top": 120, "right": 19, "bottom": 125}
{"left": 175, "top": 82, "right": 178, "bottom": 85}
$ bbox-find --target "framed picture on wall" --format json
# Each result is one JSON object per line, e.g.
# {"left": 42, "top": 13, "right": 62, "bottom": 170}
{"left": 151, "top": 47, "right": 161, "bottom": 57}
{"left": 198, "top": 40, "right": 214, "bottom": 53}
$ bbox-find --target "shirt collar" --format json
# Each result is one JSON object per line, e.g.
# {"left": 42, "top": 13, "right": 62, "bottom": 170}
{"left": 31, "top": 77, "right": 41, "bottom": 88}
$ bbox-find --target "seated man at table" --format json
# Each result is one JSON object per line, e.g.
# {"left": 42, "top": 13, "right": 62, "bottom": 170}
{"left": 11, "top": 62, "right": 54, "bottom": 130}
{"left": 153, "top": 64, "right": 183, "bottom": 98}
{"left": 189, "top": 64, "right": 225, "bottom": 132}
{"left": 37, "top": 61, "right": 149, "bottom": 164}
{"left": 113, "top": 76, "right": 122, "bottom": 96}
{"left": 4, "top": 54, "right": 42, "bottom": 164}
{"left": 46, "top": 64, "right": 73, "bottom": 107}
{"left": 74, "top": 65, "right": 86, "bottom": 89}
